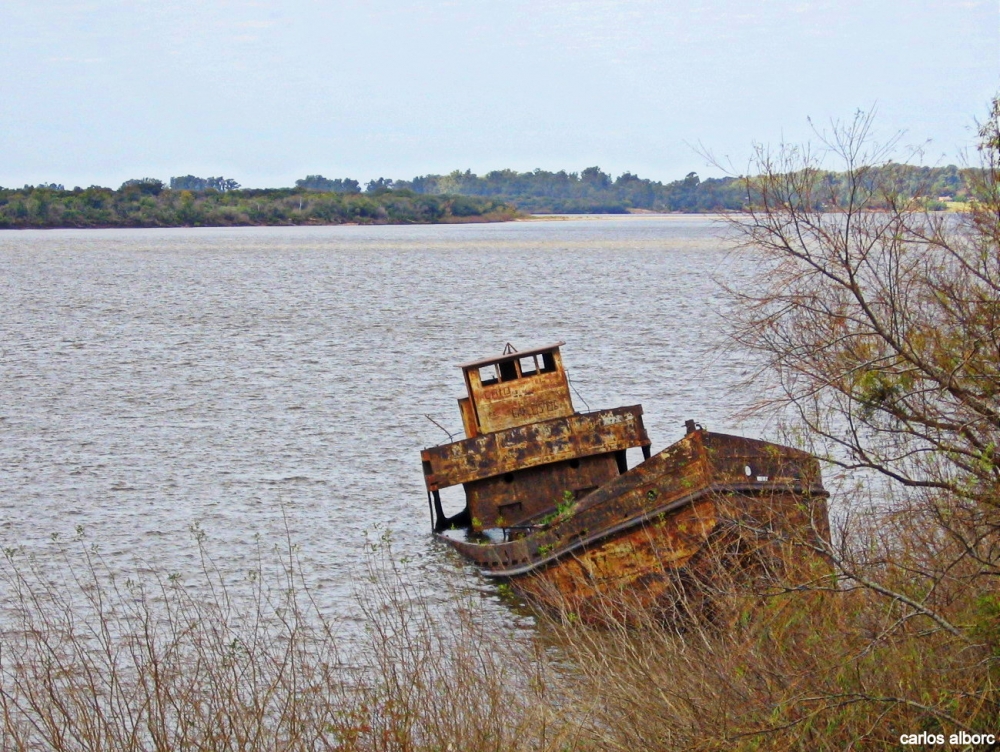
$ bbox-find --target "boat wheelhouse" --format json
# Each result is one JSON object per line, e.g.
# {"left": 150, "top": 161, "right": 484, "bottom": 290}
{"left": 421, "top": 342, "right": 650, "bottom": 532}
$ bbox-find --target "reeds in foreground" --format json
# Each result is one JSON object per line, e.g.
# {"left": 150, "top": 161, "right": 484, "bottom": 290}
{"left": 0, "top": 527, "right": 573, "bottom": 752}
{"left": 0, "top": 494, "right": 997, "bottom": 751}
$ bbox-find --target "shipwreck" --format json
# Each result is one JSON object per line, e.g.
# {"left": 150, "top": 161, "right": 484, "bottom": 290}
{"left": 420, "top": 342, "right": 829, "bottom": 614}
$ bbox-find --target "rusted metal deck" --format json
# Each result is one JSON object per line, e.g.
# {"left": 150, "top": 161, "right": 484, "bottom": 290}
{"left": 421, "top": 405, "right": 650, "bottom": 490}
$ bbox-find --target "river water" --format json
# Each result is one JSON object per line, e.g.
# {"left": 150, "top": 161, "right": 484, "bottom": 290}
{"left": 0, "top": 216, "right": 761, "bottom": 628}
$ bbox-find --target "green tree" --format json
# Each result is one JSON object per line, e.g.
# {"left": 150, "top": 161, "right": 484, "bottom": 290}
{"left": 169, "top": 175, "right": 208, "bottom": 191}
{"left": 580, "top": 166, "right": 611, "bottom": 191}
{"left": 295, "top": 175, "right": 360, "bottom": 193}
{"left": 205, "top": 177, "right": 240, "bottom": 192}
{"left": 119, "top": 178, "right": 165, "bottom": 196}
{"left": 365, "top": 177, "right": 394, "bottom": 194}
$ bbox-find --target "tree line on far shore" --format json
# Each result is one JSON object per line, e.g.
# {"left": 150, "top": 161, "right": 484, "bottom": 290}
{"left": 382, "top": 163, "right": 975, "bottom": 213}
{"left": 0, "top": 178, "right": 516, "bottom": 229}
{"left": 0, "top": 162, "right": 977, "bottom": 228}
{"left": 280, "top": 164, "right": 978, "bottom": 213}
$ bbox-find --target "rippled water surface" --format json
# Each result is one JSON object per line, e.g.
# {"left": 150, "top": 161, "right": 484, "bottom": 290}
{"left": 0, "top": 217, "right": 760, "bottom": 621}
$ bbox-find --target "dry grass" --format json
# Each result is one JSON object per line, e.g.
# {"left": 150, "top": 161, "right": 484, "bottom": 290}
{"left": 0, "top": 526, "right": 576, "bottom": 752}
{"left": 0, "top": 492, "right": 996, "bottom": 751}
{"left": 0, "top": 527, "right": 343, "bottom": 750}
{"left": 541, "top": 487, "right": 1000, "bottom": 750}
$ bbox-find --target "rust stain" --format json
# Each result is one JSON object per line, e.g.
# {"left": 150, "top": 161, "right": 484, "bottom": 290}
{"left": 421, "top": 406, "right": 649, "bottom": 491}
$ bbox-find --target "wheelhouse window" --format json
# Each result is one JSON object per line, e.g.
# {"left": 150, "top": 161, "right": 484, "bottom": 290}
{"left": 498, "top": 359, "right": 517, "bottom": 382}
{"left": 478, "top": 361, "right": 518, "bottom": 384}
{"left": 472, "top": 348, "right": 560, "bottom": 387}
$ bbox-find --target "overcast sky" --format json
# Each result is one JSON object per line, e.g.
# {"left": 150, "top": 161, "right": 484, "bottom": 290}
{"left": 2, "top": 0, "right": 997, "bottom": 188}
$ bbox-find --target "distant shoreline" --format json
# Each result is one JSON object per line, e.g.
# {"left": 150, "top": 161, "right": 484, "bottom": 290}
{"left": 0, "top": 212, "right": 731, "bottom": 231}
{"left": 5, "top": 163, "right": 970, "bottom": 229}
{"left": 0, "top": 185, "right": 519, "bottom": 230}
{"left": 519, "top": 212, "right": 726, "bottom": 221}
{"left": 3, "top": 209, "right": 965, "bottom": 231}
{"left": 0, "top": 215, "right": 518, "bottom": 231}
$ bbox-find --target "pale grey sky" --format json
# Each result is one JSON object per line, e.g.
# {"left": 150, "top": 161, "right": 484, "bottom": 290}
{"left": 2, "top": 0, "right": 997, "bottom": 188}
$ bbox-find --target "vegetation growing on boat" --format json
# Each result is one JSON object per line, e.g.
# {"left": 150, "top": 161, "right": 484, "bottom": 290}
{"left": 538, "top": 491, "right": 577, "bottom": 527}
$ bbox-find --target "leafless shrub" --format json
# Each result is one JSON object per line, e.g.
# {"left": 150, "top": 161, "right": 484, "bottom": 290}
{"left": 631, "top": 96, "right": 1000, "bottom": 746}
{"left": 515, "top": 99, "right": 1000, "bottom": 749}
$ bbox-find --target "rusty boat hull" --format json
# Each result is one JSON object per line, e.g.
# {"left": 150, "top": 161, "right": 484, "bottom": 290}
{"left": 419, "top": 342, "right": 829, "bottom": 616}
{"left": 437, "top": 428, "right": 829, "bottom": 615}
